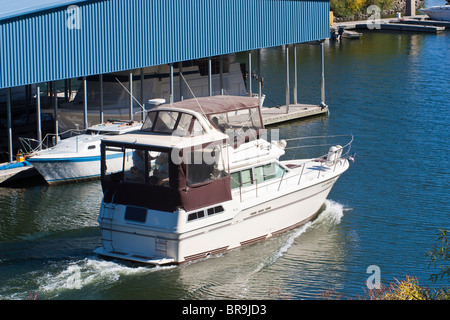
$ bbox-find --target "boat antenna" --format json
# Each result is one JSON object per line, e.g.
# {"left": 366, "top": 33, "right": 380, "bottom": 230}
{"left": 115, "top": 77, "right": 146, "bottom": 118}
{"left": 179, "top": 73, "right": 211, "bottom": 128}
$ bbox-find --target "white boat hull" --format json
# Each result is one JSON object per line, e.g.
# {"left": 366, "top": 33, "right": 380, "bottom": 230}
{"left": 420, "top": 6, "right": 450, "bottom": 21}
{"left": 29, "top": 152, "right": 124, "bottom": 184}
{"left": 95, "top": 158, "right": 348, "bottom": 265}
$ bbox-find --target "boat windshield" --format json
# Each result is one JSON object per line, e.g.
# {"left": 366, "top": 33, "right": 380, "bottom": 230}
{"left": 208, "top": 106, "right": 262, "bottom": 133}
{"left": 141, "top": 110, "right": 205, "bottom": 136}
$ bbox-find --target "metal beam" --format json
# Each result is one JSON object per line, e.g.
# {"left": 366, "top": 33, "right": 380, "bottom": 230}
{"left": 36, "top": 85, "right": 42, "bottom": 150}
{"left": 100, "top": 74, "right": 104, "bottom": 123}
{"left": 248, "top": 51, "right": 252, "bottom": 97}
{"left": 83, "top": 77, "right": 88, "bottom": 129}
{"left": 320, "top": 40, "right": 325, "bottom": 105}
{"left": 53, "top": 82, "right": 59, "bottom": 138}
{"left": 140, "top": 68, "right": 145, "bottom": 121}
{"left": 129, "top": 71, "right": 133, "bottom": 120}
{"left": 293, "top": 44, "right": 298, "bottom": 105}
{"left": 208, "top": 57, "right": 212, "bottom": 96}
{"left": 220, "top": 56, "right": 224, "bottom": 95}
{"left": 6, "top": 88, "right": 13, "bottom": 162}
{"left": 285, "top": 45, "right": 290, "bottom": 113}
{"left": 179, "top": 63, "right": 184, "bottom": 101}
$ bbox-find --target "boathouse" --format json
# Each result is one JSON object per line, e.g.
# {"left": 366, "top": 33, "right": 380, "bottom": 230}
{"left": 0, "top": 0, "right": 330, "bottom": 163}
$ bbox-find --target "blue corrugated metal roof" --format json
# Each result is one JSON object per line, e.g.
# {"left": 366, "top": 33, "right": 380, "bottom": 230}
{"left": 0, "top": 0, "right": 330, "bottom": 89}
{"left": 0, "top": 0, "right": 87, "bottom": 21}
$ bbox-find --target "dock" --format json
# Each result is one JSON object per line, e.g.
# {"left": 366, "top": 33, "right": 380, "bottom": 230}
{"left": 332, "top": 15, "right": 448, "bottom": 34}
{"left": 0, "top": 161, "right": 39, "bottom": 185}
{"left": 261, "top": 104, "right": 328, "bottom": 126}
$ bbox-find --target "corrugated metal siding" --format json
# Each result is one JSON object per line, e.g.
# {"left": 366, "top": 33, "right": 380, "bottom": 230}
{"left": 0, "top": 0, "right": 329, "bottom": 89}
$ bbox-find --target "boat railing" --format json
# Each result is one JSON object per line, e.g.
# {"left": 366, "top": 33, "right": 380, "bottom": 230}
{"left": 232, "top": 134, "right": 354, "bottom": 202}
{"left": 18, "top": 128, "right": 84, "bottom": 156}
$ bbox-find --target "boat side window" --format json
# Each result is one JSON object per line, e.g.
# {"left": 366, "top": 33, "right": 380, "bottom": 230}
{"left": 230, "top": 172, "right": 241, "bottom": 189}
{"left": 191, "top": 119, "right": 205, "bottom": 136}
{"left": 141, "top": 111, "right": 157, "bottom": 132}
{"left": 240, "top": 169, "right": 253, "bottom": 187}
{"left": 256, "top": 163, "right": 287, "bottom": 181}
{"left": 187, "top": 210, "right": 205, "bottom": 222}
{"left": 173, "top": 113, "right": 193, "bottom": 136}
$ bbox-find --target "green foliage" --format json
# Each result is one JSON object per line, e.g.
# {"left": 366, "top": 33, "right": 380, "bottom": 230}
{"left": 331, "top": 0, "right": 395, "bottom": 18}
{"left": 427, "top": 228, "right": 450, "bottom": 283}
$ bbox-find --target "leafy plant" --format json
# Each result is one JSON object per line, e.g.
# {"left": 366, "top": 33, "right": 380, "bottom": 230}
{"left": 427, "top": 228, "right": 450, "bottom": 283}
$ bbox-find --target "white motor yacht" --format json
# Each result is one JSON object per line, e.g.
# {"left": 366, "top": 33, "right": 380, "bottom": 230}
{"left": 94, "top": 95, "right": 354, "bottom": 265}
{"left": 420, "top": 5, "right": 450, "bottom": 21}
{"left": 27, "top": 120, "right": 142, "bottom": 184}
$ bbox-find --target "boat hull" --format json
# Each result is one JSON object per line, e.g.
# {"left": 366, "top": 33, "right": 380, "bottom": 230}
{"left": 94, "top": 174, "right": 341, "bottom": 265}
{"left": 29, "top": 152, "right": 124, "bottom": 184}
{"left": 420, "top": 6, "right": 450, "bottom": 21}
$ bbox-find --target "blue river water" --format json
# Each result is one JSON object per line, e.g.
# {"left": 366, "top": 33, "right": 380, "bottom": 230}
{"left": 0, "top": 13, "right": 449, "bottom": 299}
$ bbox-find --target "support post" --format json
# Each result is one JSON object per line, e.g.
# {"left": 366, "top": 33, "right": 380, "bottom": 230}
{"left": 405, "top": 0, "right": 415, "bottom": 16}
{"left": 83, "top": 77, "right": 88, "bottom": 129}
{"left": 320, "top": 40, "right": 326, "bottom": 106}
{"left": 258, "top": 49, "right": 262, "bottom": 104}
{"left": 170, "top": 63, "right": 174, "bottom": 104}
{"left": 140, "top": 68, "right": 145, "bottom": 121}
{"left": 248, "top": 51, "right": 252, "bottom": 97}
{"left": 36, "top": 85, "right": 42, "bottom": 150}
{"left": 179, "top": 63, "right": 184, "bottom": 101}
{"left": 220, "top": 55, "right": 224, "bottom": 95}
{"left": 293, "top": 44, "right": 298, "bottom": 105}
{"left": 53, "top": 82, "right": 59, "bottom": 138}
{"left": 285, "top": 45, "right": 290, "bottom": 113}
{"left": 208, "top": 57, "right": 212, "bottom": 96}
{"left": 129, "top": 71, "right": 133, "bottom": 120}
{"left": 100, "top": 74, "right": 104, "bottom": 123}
{"left": 6, "top": 88, "right": 13, "bottom": 162}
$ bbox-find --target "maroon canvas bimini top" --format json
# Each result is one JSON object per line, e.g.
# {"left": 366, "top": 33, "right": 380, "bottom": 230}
{"left": 166, "top": 95, "right": 260, "bottom": 115}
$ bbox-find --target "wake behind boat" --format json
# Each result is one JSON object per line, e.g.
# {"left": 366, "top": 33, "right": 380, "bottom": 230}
{"left": 27, "top": 120, "right": 142, "bottom": 184}
{"left": 94, "top": 95, "right": 355, "bottom": 265}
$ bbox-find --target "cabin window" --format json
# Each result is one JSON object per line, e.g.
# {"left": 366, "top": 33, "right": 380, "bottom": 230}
{"left": 230, "top": 163, "right": 287, "bottom": 189}
{"left": 187, "top": 210, "right": 205, "bottom": 222}
{"left": 262, "top": 163, "right": 287, "bottom": 180}
{"left": 111, "top": 147, "right": 171, "bottom": 187}
{"left": 207, "top": 205, "right": 224, "bottom": 216}
{"left": 230, "top": 172, "right": 240, "bottom": 189}
{"left": 186, "top": 145, "right": 228, "bottom": 186}
{"left": 240, "top": 169, "right": 253, "bottom": 186}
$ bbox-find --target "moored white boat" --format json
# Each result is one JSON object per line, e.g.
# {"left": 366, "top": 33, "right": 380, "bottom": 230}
{"left": 27, "top": 120, "right": 142, "bottom": 184}
{"left": 94, "top": 95, "right": 355, "bottom": 265}
{"left": 420, "top": 5, "right": 450, "bottom": 21}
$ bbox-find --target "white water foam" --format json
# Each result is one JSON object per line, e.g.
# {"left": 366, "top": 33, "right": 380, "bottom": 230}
{"left": 38, "top": 256, "right": 174, "bottom": 296}
{"left": 257, "top": 199, "right": 349, "bottom": 271}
